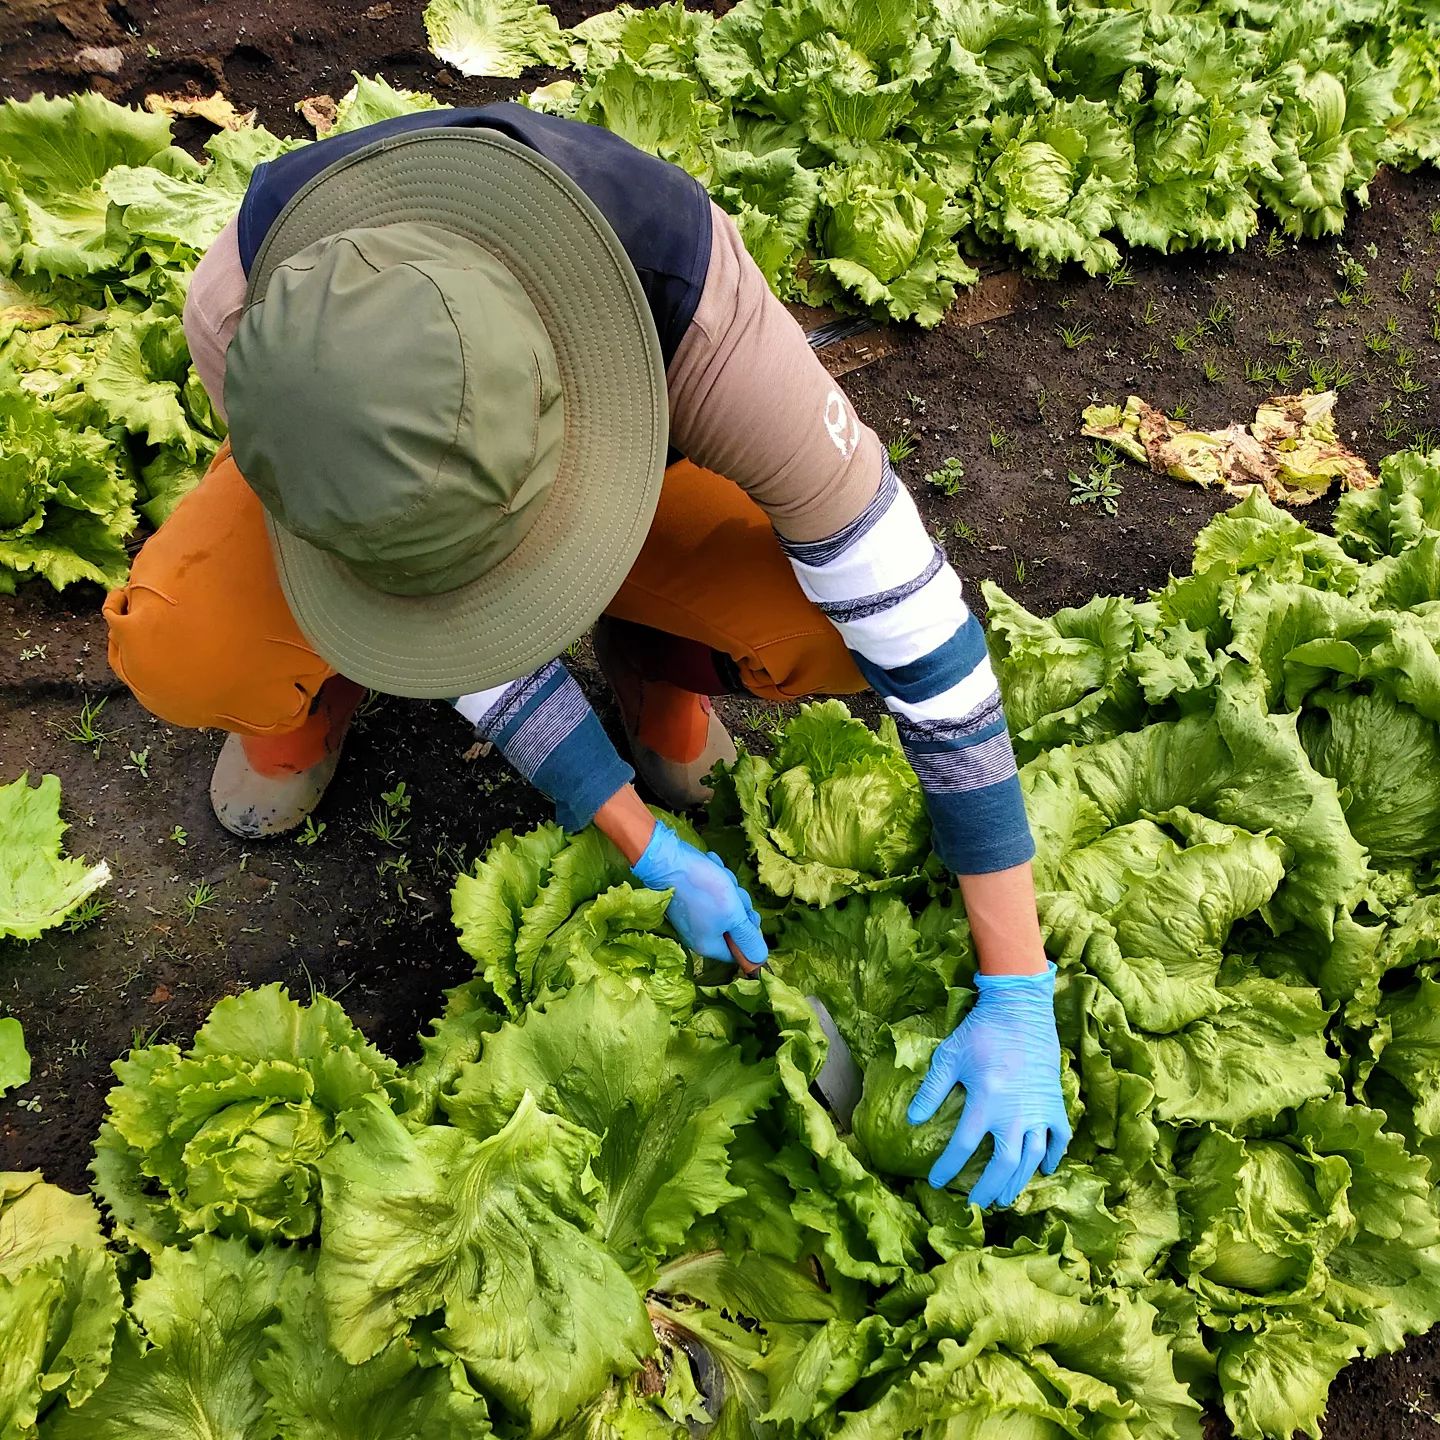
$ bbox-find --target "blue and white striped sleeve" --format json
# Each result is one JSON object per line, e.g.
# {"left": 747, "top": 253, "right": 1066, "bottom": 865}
{"left": 454, "top": 661, "right": 634, "bottom": 833}
{"left": 778, "top": 458, "right": 1034, "bottom": 877}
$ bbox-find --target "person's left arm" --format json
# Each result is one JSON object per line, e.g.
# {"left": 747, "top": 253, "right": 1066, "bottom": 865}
{"left": 668, "top": 204, "right": 1069, "bottom": 1205}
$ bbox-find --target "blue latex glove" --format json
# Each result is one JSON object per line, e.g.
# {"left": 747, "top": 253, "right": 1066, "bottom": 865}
{"left": 631, "top": 820, "right": 768, "bottom": 967}
{"left": 907, "top": 962, "right": 1071, "bottom": 1208}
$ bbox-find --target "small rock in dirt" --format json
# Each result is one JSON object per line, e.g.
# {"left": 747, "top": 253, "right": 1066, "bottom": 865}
{"left": 73, "top": 44, "right": 125, "bottom": 74}
{"left": 149, "top": 983, "right": 172, "bottom": 1003}
{"left": 362, "top": 1, "right": 395, "bottom": 16}
{"left": 435, "top": 68, "right": 456, "bottom": 87}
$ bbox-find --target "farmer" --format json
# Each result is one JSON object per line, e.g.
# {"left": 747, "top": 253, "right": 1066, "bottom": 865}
{"left": 103, "top": 105, "right": 1070, "bottom": 1209}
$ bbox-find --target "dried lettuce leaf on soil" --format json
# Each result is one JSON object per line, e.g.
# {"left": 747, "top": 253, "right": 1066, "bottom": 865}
{"left": 1082, "top": 391, "right": 1375, "bottom": 505}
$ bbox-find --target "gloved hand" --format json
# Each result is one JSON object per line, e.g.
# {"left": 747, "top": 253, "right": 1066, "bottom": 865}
{"left": 631, "top": 820, "right": 768, "bottom": 967}
{"left": 907, "top": 962, "right": 1070, "bottom": 1208}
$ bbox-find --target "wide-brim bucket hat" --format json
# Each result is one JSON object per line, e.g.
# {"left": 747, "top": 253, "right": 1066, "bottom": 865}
{"left": 224, "top": 127, "right": 668, "bottom": 699}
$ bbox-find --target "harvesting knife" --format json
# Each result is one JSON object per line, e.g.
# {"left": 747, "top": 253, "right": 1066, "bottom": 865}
{"left": 727, "top": 940, "right": 862, "bottom": 1126}
{"left": 805, "top": 995, "right": 863, "bottom": 1127}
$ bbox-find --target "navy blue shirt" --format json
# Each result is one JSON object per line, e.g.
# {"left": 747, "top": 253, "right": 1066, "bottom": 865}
{"left": 236, "top": 103, "right": 712, "bottom": 368}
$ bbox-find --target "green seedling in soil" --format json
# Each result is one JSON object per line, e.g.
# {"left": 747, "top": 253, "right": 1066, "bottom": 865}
{"left": 887, "top": 432, "right": 917, "bottom": 464}
{"left": 1141, "top": 343, "right": 1160, "bottom": 362}
{"left": 1202, "top": 359, "right": 1225, "bottom": 384}
{"left": 381, "top": 781, "right": 410, "bottom": 812}
{"left": 1141, "top": 299, "right": 1160, "bottom": 325}
{"left": 1203, "top": 300, "right": 1233, "bottom": 334}
{"left": 1365, "top": 331, "right": 1392, "bottom": 354}
{"left": 1012, "top": 555, "right": 1028, "bottom": 585}
{"left": 952, "top": 518, "right": 978, "bottom": 544}
{"left": 366, "top": 803, "right": 410, "bottom": 847}
{"left": 1398, "top": 267, "right": 1416, "bottom": 298}
{"left": 1244, "top": 358, "right": 1277, "bottom": 383}
{"left": 1394, "top": 344, "right": 1417, "bottom": 369}
{"left": 1382, "top": 414, "right": 1408, "bottom": 440}
{"left": 1272, "top": 359, "right": 1298, "bottom": 386}
{"left": 1069, "top": 468, "right": 1123, "bottom": 514}
{"left": 1336, "top": 287, "right": 1360, "bottom": 308}
{"left": 1056, "top": 322, "right": 1093, "bottom": 349}
{"left": 1416, "top": 429, "right": 1440, "bottom": 451}
{"left": 169, "top": 825, "right": 187, "bottom": 846}
{"left": 63, "top": 895, "right": 111, "bottom": 933}
{"left": 355, "top": 689, "right": 386, "bottom": 720}
{"left": 1173, "top": 400, "right": 1191, "bottom": 420}
{"left": 1430, "top": 208, "right": 1440, "bottom": 235}
{"left": 183, "top": 882, "right": 218, "bottom": 924}
{"left": 1383, "top": 315, "right": 1402, "bottom": 336}
{"left": 1171, "top": 329, "right": 1196, "bottom": 353}
{"left": 1309, "top": 357, "right": 1356, "bottom": 390}
{"left": 1105, "top": 261, "right": 1136, "bottom": 289}
{"left": 1431, "top": 313, "right": 1440, "bottom": 342}
{"left": 295, "top": 817, "right": 326, "bottom": 847}
{"left": 906, "top": 391, "right": 927, "bottom": 413}
{"left": 1335, "top": 249, "right": 1368, "bottom": 290}
{"left": 145, "top": 42, "right": 160, "bottom": 58}
{"left": 18, "top": 643, "right": 46, "bottom": 661}
{"left": 1265, "top": 328, "right": 1293, "bottom": 348}
{"left": 15, "top": 1097, "right": 41, "bottom": 1114}
{"left": 130, "top": 1024, "right": 165, "bottom": 1053}
{"left": 988, "top": 429, "right": 1010, "bottom": 454}
{"left": 126, "top": 747, "right": 150, "bottom": 778}
{"left": 923, "top": 457, "right": 966, "bottom": 496}
{"left": 1260, "top": 231, "right": 1285, "bottom": 258}
{"left": 1034, "top": 386, "right": 1050, "bottom": 418}
{"left": 53, "top": 696, "right": 110, "bottom": 755}
{"left": 1396, "top": 370, "right": 1428, "bottom": 396}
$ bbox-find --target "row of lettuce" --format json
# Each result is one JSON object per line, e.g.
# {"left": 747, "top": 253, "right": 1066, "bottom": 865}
{"left": 5, "top": 0, "right": 1440, "bottom": 596}
{"left": 6, "top": 443, "right": 1440, "bottom": 1439}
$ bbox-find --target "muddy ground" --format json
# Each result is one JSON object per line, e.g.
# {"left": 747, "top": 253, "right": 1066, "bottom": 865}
{"left": 5, "top": 3, "right": 1440, "bottom": 1435}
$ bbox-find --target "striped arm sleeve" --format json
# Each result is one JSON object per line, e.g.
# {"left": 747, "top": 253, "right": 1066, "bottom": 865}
{"left": 778, "top": 459, "right": 1035, "bottom": 876}
{"left": 454, "top": 661, "right": 634, "bottom": 833}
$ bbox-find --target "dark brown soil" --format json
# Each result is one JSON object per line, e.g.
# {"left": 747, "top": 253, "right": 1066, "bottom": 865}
{"left": 5, "top": 5, "right": 1440, "bottom": 1437}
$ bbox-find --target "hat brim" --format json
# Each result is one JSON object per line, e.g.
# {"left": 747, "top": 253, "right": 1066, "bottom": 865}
{"left": 242, "top": 127, "right": 668, "bottom": 699}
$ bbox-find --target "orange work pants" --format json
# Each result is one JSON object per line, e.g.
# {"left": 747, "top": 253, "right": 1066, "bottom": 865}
{"left": 104, "top": 443, "right": 865, "bottom": 756}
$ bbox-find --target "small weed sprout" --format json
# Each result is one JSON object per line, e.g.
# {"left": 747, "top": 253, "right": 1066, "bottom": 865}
{"left": 1202, "top": 358, "right": 1225, "bottom": 384}
{"left": 1244, "top": 358, "right": 1276, "bottom": 383}
{"left": 1365, "top": 331, "right": 1392, "bottom": 355}
{"left": 1203, "top": 300, "right": 1233, "bottom": 334}
{"left": 295, "top": 817, "right": 326, "bottom": 847}
{"left": 1057, "top": 322, "right": 1094, "bottom": 350}
{"left": 1260, "top": 229, "right": 1286, "bottom": 258}
{"left": 1396, "top": 370, "right": 1428, "bottom": 397}
{"left": 126, "top": 747, "right": 150, "bottom": 778}
{"left": 63, "top": 895, "right": 111, "bottom": 933}
{"left": 1398, "top": 267, "right": 1416, "bottom": 298}
{"left": 1171, "top": 329, "right": 1195, "bottom": 353}
{"left": 887, "top": 432, "right": 917, "bottom": 464}
{"left": 183, "top": 881, "right": 218, "bottom": 924}
{"left": 988, "top": 428, "right": 1010, "bottom": 454}
{"left": 1140, "top": 299, "right": 1160, "bottom": 325}
{"left": 922, "top": 457, "right": 966, "bottom": 497}
{"left": 53, "top": 696, "right": 110, "bottom": 755}
{"left": 1172, "top": 400, "right": 1191, "bottom": 420}
{"left": 906, "top": 391, "right": 927, "bottom": 413}
{"left": 169, "top": 825, "right": 188, "bottom": 847}
{"left": 1105, "top": 261, "right": 1136, "bottom": 289}
{"left": 952, "top": 518, "right": 978, "bottom": 544}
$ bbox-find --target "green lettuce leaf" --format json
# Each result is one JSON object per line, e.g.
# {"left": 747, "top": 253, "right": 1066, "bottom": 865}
{"left": 442, "top": 976, "right": 776, "bottom": 1270}
{"left": 974, "top": 99, "right": 1137, "bottom": 276}
{"left": 0, "top": 1019, "right": 28, "bottom": 1099}
{"left": 0, "top": 1172, "right": 120, "bottom": 1435}
{"left": 48, "top": 1235, "right": 297, "bottom": 1440}
{"left": 317, "top": 1094, "right": 653, "bottom": 1435}
{"left": 726, "top": 700, "right": 931, "bottom": 907}
{"left": 92, "top": 983, "right": 400, "bottom": 1248}
{"left": 0, "top": 773, "right": 110, "bottom": 940}
{"left": 1301, "top": 688, "right": 1440, "bottom": 862}
{"left": 257, "top": 1265, "right": 493, "bottom": 1440}
{"left": 423, "top": 0, "right": 569, "bottom": 77}
{"left": 1216, "top": 1312, "right": 1365, "bottom": 1440}
{"left": 0, "top": 93, "right": 184, "bottom": 278}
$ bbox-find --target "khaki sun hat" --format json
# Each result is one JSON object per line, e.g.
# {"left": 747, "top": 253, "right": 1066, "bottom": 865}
{"left": 224, "top": 127, "right": 668, "bottom": 699}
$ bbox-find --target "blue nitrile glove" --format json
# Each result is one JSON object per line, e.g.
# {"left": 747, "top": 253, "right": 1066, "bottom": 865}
{"left": 907, "top": 962, "right": 1071, "bottom": 1208}
{"left": 631, "top": 820, "right": 768, "bottom": 967}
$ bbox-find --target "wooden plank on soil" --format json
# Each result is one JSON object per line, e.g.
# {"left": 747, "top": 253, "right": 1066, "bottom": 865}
{"left": 788, "top": 269, "right": 1039, "bottom": 378}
